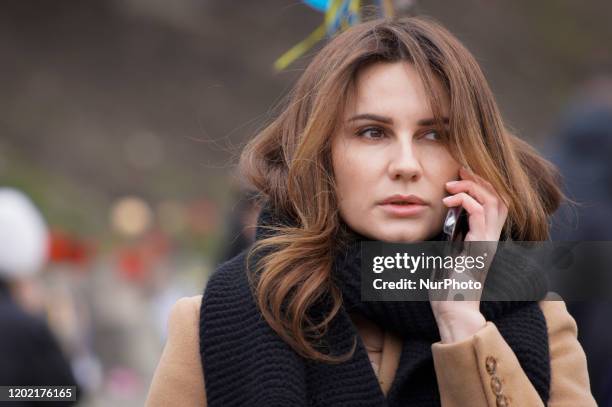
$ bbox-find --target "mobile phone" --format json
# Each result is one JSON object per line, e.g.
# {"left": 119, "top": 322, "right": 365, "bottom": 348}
{"left": 443, "top": 206, "right": 469, "bottom": 242}
{"left": 430, "top": 205, "right": 471, "bottom": 300}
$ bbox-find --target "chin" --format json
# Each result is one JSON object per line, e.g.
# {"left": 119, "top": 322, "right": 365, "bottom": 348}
{"left": 384, "top": 234, "right": 421, "bottom": 243}
{"left": 368, "top": 225, "right": 425, "bottom": 243}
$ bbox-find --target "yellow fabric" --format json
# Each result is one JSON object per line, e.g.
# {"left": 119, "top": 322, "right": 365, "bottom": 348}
{"left": 145, "top": 293, "right": 596, "bottom": 407}
{"left": 274, "top": 0, "right": 362, "bottom": 71}
{"left": 431, "top": 294, "right": 597, "bottom": 406}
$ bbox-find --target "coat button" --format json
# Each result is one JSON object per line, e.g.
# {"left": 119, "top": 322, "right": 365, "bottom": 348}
{"left": 496, "top": 394, "right": 509, "bottom": 407}
{"left": 485, "top": 356, "right": 497, "bottom": 375}
{"left": 490, "top": 375, "right": 503, "bottom": 395}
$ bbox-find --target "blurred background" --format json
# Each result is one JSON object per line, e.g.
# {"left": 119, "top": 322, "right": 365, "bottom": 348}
{"left": 0, "top": 0, "right": 610, "bottom": 405}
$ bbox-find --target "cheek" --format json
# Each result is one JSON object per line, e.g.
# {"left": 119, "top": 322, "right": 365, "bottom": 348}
{"left": 332, "top": 143, "right": 379, "bottom": 222}
{"left": 423, "top": 148, "right": 461, "bottom": 214}
{"left": 425, "top": 147, "right": 461, "bottom": 184}
{"left": 332, "top": 143, "right": 372, "bottom": 195}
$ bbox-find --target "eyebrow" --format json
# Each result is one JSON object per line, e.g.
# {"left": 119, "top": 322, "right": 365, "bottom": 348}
{"left": 347, "top": 113, "right": 449, "bottom": 126}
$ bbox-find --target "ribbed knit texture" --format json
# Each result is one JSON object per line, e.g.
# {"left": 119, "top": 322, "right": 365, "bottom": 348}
{"left": 200, "top": 202, "right": 551, "bottom": 406}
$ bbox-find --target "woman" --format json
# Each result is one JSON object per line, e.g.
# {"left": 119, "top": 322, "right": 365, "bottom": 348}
{"left": 146, "top": 16, "right": 596, "bottom": 406}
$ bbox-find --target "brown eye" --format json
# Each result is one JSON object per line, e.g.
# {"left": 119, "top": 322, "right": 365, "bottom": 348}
{"left": 422, "top": 130, "right": 440, "bottom": 141}
{"left": 356, "top": 126, "right": 385, "bottom": 139}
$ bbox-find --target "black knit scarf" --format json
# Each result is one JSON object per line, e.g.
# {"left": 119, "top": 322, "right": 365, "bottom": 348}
{"left": 199, "top": 202, "right": 551, "bottom": 406}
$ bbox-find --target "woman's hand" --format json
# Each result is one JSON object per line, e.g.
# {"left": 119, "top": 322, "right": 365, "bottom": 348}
{"left": 442, "top": 167, "right": 508, "bottom": 243}
{"left": 430, "top": 166, "right": 509, "bottom": 343}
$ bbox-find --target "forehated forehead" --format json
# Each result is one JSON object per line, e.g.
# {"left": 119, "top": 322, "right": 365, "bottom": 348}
{"left": 344, "top": 62, "right": 449, "bottom": 119}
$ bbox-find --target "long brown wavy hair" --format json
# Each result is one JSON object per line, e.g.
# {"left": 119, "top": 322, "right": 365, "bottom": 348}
{"left": 238, "top": 16, "right": 567, "bottom": 363}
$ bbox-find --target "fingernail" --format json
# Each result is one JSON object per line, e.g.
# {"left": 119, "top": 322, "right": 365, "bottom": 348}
{"left": 442, "top": 196, "right": 452, "bottom": 202}
{"left": 446, "top": 181, "right": 458, "bottom": 186}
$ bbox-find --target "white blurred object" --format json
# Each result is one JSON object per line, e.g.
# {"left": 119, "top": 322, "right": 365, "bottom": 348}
{"left": 0, "top": 188, "right": 49, "bottom": 278}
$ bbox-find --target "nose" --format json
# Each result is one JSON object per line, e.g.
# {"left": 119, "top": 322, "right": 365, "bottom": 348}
{"left": 387, "top": 135, "right": 422, "bottom": 181}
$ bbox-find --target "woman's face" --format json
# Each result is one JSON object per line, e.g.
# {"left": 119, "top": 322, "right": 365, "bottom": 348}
{"left": 331, "top": 61, "right": 462, "bottom": 242}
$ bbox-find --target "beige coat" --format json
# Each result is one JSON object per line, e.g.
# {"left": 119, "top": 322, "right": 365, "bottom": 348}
{"left": 146, "top": 293, "right": 597, "bottom": 406}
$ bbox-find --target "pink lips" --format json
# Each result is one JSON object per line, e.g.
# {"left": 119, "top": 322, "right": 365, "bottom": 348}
{"left": 379, "top": 203, "right": 427, "bottom": 216}
{"left": 378, "top": 194, "right": 428, "bottom": 217}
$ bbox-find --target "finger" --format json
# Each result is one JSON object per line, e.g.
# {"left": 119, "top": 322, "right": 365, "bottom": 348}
{"left": 458, "top": 167, "right": 508, "bottom": 217}
{"left": 446, "top": 179, "right": 496, "bottom": 207}
{"left": 446, "top": 180, "right": 498, "bottom": 224}
{"left": 460, "top": 167, "right": 508, "bottom": 212}
{"left": 443, "top": 192, "right": 486, "bottom": 234}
